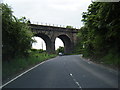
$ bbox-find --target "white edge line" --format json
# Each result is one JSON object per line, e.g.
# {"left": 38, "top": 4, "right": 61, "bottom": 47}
{"left": 1, "top": 58, "right": 54, "bottom": 88}
{"left": 88, "top": 62, "right": 91, "bottom": 64}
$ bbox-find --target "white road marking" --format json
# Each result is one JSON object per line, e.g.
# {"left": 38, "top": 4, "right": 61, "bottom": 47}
{"left": 76, "top": 82, "right": 82, "bottom": 88}
{"left": 70, "top": 73, "right": 73, "bottom": 76}
{"left": 69, "top": 73, "right": 82, "bottom": 89}
{"left": 88, "top": 62, "right": 91, "bottom": 64}
{"left": 1, "top": 58, "right": 55, "bottom": 88}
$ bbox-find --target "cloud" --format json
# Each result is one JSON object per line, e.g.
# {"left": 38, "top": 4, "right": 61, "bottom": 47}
{"left": 4, "top": 0, "right": 92, "bottom": 28}
{"left": 48, "top": 0, "right": 91, "bottom": 11}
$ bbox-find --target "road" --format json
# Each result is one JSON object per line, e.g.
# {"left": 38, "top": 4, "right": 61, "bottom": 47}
{"left": 3, "top": 55, "right": 118, "bottom": 88}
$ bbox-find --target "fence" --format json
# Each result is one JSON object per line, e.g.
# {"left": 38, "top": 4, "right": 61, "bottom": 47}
{"left": 31, "top": 21, "right": 80, "bottom": 29}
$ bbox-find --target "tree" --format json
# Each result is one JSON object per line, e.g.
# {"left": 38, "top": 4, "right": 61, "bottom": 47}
{"left": 2, "top": 3, "right": 34, "bottom": 61}
{"left": 56, "top": 46, "right": 64, "bottom": 54}
{"left": 76, "top": 2, "right": 120, "bottom": 66}
{"left": 66, "top": 26, "right": 73, "bottom": 29}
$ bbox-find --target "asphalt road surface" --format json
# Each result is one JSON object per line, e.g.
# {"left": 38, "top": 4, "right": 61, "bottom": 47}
{"left": 3, "top": 55, "right": 118, "bottom": 88}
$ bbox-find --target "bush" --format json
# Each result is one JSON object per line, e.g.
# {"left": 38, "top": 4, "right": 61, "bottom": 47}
{"left": 2, "top": 3, "right": 34, "bottom": 61}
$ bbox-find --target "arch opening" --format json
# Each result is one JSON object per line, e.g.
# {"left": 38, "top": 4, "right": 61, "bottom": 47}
{"left": 33, "top": 33, "right": 55, "bottom": 53}
{"left": 56, "top": 35, "right": 73, "bottom": 54}
{"left": 32, "top": 33, "right": 73, "bottom": 54}
{"left": 32, "top": 37, "right": 46, "bottom": 50}
{"left": 55, "top": 38, "right": 64, "bottom": 54}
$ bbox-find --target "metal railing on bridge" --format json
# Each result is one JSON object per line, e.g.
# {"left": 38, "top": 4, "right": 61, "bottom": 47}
{"left": 31, "top": 21, "right": 80, "bottom": 29}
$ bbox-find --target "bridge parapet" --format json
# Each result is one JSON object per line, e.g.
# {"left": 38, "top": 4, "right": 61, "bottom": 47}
{"left": 29, "top": 24, "right": 79, "bottom": 33}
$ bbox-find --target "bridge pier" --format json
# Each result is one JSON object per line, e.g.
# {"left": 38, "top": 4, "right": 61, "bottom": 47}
{"left": 64, "top": 42, "right": 74, "bottom": 54}
{"left": 46, "top": 41, "right": 55, "bottom": 54}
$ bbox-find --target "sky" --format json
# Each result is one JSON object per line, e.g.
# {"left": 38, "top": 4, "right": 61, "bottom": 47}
{"left": 3, "top": 0, "right": 92, "bottom": 50}
{"left": 32, "top": 37, "right": 64, "bottom": 50}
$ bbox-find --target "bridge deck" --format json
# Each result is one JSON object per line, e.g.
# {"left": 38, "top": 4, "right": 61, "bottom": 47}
{"left": 29, "top": 24, "right": 79, "bottom": 33}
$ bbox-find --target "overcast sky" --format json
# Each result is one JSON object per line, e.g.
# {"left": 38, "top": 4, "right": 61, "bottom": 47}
{"left": 4, "top": 0, "right": 92, "bottom": 50}
{"left": 4, "top": 0, "right": 92, "bottom": 28}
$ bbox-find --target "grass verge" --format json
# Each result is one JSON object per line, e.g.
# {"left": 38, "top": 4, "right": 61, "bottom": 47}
{"left": 81, "top": 53, "right": 119, "bottom": 70}
{"left": 2, "top": 52, "right": 57, "bottom": 83}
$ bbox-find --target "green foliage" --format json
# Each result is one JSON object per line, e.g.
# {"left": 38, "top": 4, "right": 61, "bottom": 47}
{"left": 31, "top": 49, "right": 46, "bottom": 53}
{"left": 101, "top": 52, "right": 119, "bottom": 66}
{"left": 2, "top": 3, "right": 34, "bottom": 60}
{"left": 56, "top": 46, "right": 64, "bottom": 53}
{"left": 38, "top": 49, "right": 46, "bottom": 53}
{"left": 3, "top": 51, "right": 57, "bottom": 81}
{"left": 76, "top": 2, "right": 120, "bottom": 67}
{"left": 31, "top": 49, "right": 38, "bottom": 52}
{"left": 66, "top": 26, "right": 73, "bottom": 29}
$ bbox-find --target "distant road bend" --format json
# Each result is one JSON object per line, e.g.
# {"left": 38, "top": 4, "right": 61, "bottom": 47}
{"left": 3, "top": 55, "right": 118, "bottom": 88}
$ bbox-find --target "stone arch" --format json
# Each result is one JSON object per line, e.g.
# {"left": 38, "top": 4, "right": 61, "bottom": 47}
{"left": 34, "top": 33, "right": 55, "bottom": 53}
{"left": 56, "top": 34, "right": 73, "bottom": 54}
{"left": 30, "top": 24, "right": 78, "bottom": 54}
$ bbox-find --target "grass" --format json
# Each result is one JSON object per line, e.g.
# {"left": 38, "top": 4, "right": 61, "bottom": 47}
{"left": 74, "top": 48, "right": 119, "bottom": 69}
{"left": 81, "top": 51, "right": 119, "bottom": 69}
{"left": 100, "top": 53, "right": 119, "bottom": 68}
{"left": 2, "top": 52, "right": 57, "bottom": 82}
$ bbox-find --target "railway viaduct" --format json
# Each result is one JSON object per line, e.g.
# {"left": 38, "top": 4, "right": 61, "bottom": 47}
{"left": 29, "top": 24, "right": 79, "bottom": 54}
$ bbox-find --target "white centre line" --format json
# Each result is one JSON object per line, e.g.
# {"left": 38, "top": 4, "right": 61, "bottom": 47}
{"left": 76, "top": 82, "right": 82, "bottom": 88}
{"left": 69, "top": 73, "right": 82, "bottom": 89}
{"left": 70, "top": 73, "right": 73, "bottom": 76}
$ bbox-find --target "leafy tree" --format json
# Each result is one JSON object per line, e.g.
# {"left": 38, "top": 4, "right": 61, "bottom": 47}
{"left": 66, "top": 26, "right": 73, "bottom": 29}
{"left": 2, "top": 3, "right": 34, "bottom": 61}
{"left": 56, "top": 46, "right": 64, "bottom": 54}
{"left": 76, "top": 2, "right": 120, "bottom": 66}
{"left": 38, "top": 49, "right": 46, "bottom": 53}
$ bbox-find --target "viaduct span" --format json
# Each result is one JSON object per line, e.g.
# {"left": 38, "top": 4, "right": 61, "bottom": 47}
{"left": 29, "top": 24, "right": 79, "bottom": 54}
